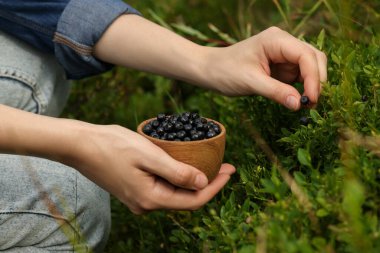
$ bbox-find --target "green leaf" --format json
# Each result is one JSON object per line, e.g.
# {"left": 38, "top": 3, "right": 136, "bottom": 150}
{"left": 261, "top": 178, "right": 276, "bottom": 194}
{"left": 297, "top": 148, "right": 312, "bottom": 168}
{"left": 148, "top": 9, "right": 172, "bottom": 30}
{"left": 317, "top": 29, "right": 325, "bottom": 50}
{"left": 343, "top": 179, "right": 365, "bottom": 219}
{"left": 310, "top": 109, "right": 322, "bottom": 123}
{"left": 363, "top": 65, "right": 373, "bottom": 75}
{"left": 332, "top": 53, "right": 340, "bottom": 65}
{"left": 242, "top": 198, "right": 251, "bottom": 212}
{"left": 316, "top": 209, "right": 329, "bottom": 217}
{"left": 238, "top": 245, "right": 255, "bottom": 253}
{"left": 208, "top": 23, "right": 237, "bottom": 44}
{"left": 294, "top": 171, "right": 307, "bottom": 186}
{"left": 278, "top": 136, "right": 293, "bottom": 143}
{"left": 171, "top": 23, "right": 209, "bottom": 41}
{"left": 312, "top": 237, "right": 327, "bottom": 250}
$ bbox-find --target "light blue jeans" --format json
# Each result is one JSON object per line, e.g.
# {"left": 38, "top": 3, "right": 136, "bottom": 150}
{"left": 0, "top": 31, "right": 111, "bottom": 252}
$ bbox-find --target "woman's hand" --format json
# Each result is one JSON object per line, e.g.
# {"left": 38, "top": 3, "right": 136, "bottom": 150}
{"left": 202, "top": 27, "right": 328, "bottom": 110}
{"left": 0, "top": 105, "right": 235, "bottom": 214}
{"left": 95, "top": 16, "right": 327, "bottom": 111}
{"left": 73, "top": 124, "right": 235, "bottom": 214}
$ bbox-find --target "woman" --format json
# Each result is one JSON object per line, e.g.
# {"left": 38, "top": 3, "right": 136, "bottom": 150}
{"left": 0, "top": 0, "right": 326, "bottom": 251}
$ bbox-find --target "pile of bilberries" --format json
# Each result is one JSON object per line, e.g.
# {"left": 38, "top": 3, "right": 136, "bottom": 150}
{"left": 142, "top": 112, "right": 221, "bottom": 141}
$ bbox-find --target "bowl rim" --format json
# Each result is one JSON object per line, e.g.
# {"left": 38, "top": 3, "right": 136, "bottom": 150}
{"left": 137, "top": 117, "right": 226, "bottom": 144}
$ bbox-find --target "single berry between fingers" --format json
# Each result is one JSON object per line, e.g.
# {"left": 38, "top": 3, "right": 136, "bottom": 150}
{"left": 300, "top": 95, "right": 310, "bottom": 106}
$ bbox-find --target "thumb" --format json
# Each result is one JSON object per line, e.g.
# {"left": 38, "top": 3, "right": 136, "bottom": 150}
{"left": 255, "top": 74, "right": 302, "bottom": 110}
{"left": 141, "top": 145, "right": 209, "bottom": 190}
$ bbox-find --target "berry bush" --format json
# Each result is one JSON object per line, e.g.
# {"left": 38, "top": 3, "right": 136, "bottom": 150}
{"left": 62, "top": 1, "right": 380, "bottom": 252}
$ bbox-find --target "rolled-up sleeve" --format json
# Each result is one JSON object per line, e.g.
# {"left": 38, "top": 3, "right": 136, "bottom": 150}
{"left": 54, "top": 0, "right": 141, "bottom": 79}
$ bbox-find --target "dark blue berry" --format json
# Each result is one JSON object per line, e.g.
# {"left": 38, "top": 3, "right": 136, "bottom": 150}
{"left": 190, "top": 112, "right": 199, "bottom": 120}
{"left": 179, "top": 115, "right": 189, "bottom": 123}
{"left": 196, "top": 122, "right": 204, "bottom": 131}
{"left": 151, "top": 119, "right": 160, "bottom": 128}
{"left": 300, "top": 96, "right": 310, "bottom": 106}
{"left": 197, "top": 131, "right": 205, "bottom": 140}
{"left": 213, "top": 125, "right": 221, "bottom": 134}
{"left": 174, "top": 122, "right": 184, "bottom": 131}
{"left": 167, "top": 133, "right": 176, "bottom": 140}
{"left": 362, "top": 95, "right": 368, "bottom": 102}
{"left": 169, "top": 115, "right": 179, "bottom": 124}
{"left": 164, "top": 123, "right": 174, "bottom": 132}
{"left": 143, "top": 124, "right": 153, "bottom": 134}
{"left": 176, "top": 130, "right": 186, "bottom": 139}
{"left": 300, "top": 116, "right": 309, "bottom": 125}
{"left": 184, "top": 137, "right": 191, "bottom": 141}
{"left": 190, "top": 129, "right": 197, "bottom": 136}
{"left": 191, "top": 133, "right": 200, "bottom": 140}
{"left": 150, "top": 132, "right": 160, "bottom": 138}
{"left": 206, "top": 130, "right": 216, "bottom": 139}
{"left": 206, "top": 122, "right": 214, "bottom": 131}
{"left": 193, "top": 118, "right": 202, "bottom": 125}
{"left": 156, "top": 126, "right": 165, "bottom": 135}
{"left": 160, "top": 133, "right": 168, "bottom": 140}
{"left": 160, "top": 121, "right": 168, "bottom": 128}
{"left": 157, "top": 113, "right": 166, "bottom": 122}
{"left": 184, "top": 124, "right": 192, "bottom": 132}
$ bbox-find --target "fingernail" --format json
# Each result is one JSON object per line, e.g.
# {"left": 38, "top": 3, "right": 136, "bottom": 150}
{"left": 195, "top": 174, "right": 208, "bottom": 189}
{"left": 285, "top": 95, "right": 299, "bottom": 110}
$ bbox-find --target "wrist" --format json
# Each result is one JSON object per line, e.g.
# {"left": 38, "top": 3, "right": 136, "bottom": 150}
{"left": 195, "top": 46, "right": 236, "bottom": 94}
{"left": 46, "top": 119, "right": 96, "bottom": 168}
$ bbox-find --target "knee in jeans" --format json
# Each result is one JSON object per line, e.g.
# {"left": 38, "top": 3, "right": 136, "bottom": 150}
{"left": 0, "top": 76, "right": 40, "bottom": 113}
{"left": 75, "top": 173, "right": 111, "bottom": 252}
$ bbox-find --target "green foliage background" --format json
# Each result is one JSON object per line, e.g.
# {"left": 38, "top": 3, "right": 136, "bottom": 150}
{"left": 62, "top": 1, "right": 380, "bottom": 252}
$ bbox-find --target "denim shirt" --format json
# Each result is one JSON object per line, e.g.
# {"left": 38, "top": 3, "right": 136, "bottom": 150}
{"left": 0, "top": 0, "right": 140, "bottom": 79}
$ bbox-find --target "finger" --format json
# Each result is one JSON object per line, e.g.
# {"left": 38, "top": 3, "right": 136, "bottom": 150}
{"left": 253, "top": 73, "right": 302, "bottom": 111}
{"left": 303, "top": 42, "right": 328, "bottom": 83}
{"left": 302, "top": 42, "right": 328, "bottom": 94}
{"left": 154, "top": 163, "right": 235, "bottom": 210}
{"left": 138, "top": 140, "right": 209, "bottom": 190}
{"left": 283, "top": 41, "right": 320, "bottom": 103}
{"left": 218, "top": 163, "right": 236, "bottom": 175}
{"left": 264, "top": 30, "right": 320, "bottom": 104}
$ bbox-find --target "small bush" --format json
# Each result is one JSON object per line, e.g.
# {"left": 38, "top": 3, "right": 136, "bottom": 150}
{"left": 62, "top": 1, "right": 380, "bottom": 252}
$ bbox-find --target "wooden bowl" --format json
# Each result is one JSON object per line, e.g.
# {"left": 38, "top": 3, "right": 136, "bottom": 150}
{"left": 137, "top": 118, "right": 226, "bottom": 181}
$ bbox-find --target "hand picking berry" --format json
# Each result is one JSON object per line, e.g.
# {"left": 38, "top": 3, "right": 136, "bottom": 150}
{"left": 300, "top": 95, "right": 310, "bottom": 106}
{"left": 142, "top": 112, "right": 221, "bottom": 141}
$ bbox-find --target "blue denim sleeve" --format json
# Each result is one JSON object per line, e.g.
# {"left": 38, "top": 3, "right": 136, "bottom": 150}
{"left": 0, "top": 0, "right": 68, "bottom": 54}
{"left": 0, "top": 0, "right": 140, "bottom": 80}
{"left": 54, "top": 0, "right": 141, "bottom": 79}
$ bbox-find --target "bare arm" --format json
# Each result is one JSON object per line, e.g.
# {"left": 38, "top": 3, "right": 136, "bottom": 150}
{"left": 94, "top": 15, "right": 327, "bottom": 110}
{"left": 0, "top": 104, "right": 82, "bottom": 162}
{"left": 0, "top": 104, "right": 235, "bottom": 214}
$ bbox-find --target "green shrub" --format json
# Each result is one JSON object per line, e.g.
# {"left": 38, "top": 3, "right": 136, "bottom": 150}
{"left": 62, "top": 1, "right": 380, "bottom": 252}
{"left": 193, "top": 35, "right": 380, "bottom": 253}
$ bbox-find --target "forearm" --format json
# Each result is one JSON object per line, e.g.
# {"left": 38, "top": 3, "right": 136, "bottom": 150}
{"left": 93, "top": 16, "right": 326, "bottom": 109}
{"left": 94, "top": 14, "right": 213, "bottom": 89}
{"left": 0, "top": 104, "right": 86, "bottom": 165}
